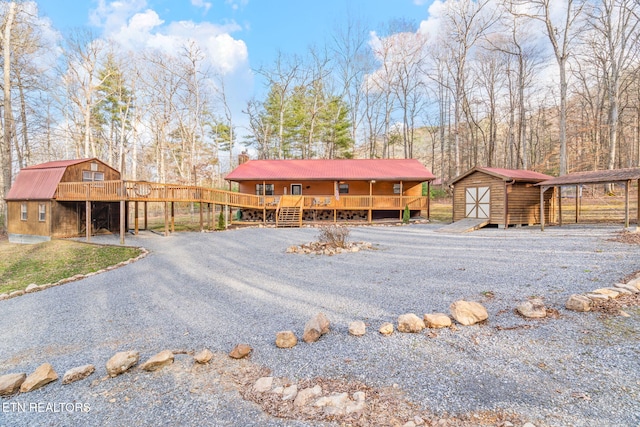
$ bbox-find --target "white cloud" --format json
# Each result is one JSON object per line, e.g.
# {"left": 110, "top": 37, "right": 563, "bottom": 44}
{"left": 90, "top": 1, "right": 249, "bottom": 75}
{"left": 225, "top": 0, "right": 249, "bottom": 11}
{"left": 191, "top": 0, "right": 212, "bottom": 13}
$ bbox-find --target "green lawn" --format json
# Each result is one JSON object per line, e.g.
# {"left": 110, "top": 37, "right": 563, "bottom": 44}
{"left": 0, "top": 240, "right": 142, "bottom": 294}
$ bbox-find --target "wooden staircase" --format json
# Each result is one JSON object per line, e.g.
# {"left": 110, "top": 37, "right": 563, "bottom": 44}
{"left": 276, "top": 195, "right": 303, "bottom": 227}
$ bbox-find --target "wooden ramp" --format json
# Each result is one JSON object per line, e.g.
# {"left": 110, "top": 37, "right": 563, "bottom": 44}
{"left": 436, "top": 218, "right": 490, "bottom": 233}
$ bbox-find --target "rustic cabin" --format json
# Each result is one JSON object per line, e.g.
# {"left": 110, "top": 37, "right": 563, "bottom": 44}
{"left": 449, "top": 167, "right": 554, "bottom": 229}
{"left": 225, "top": 159, "right": 435, "bottom": 226}
{"left": 5, "top": 158, "right": 122, "bottom": 243}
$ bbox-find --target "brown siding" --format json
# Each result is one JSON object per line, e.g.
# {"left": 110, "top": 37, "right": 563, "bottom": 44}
{"left": 506, "top": 183, "right": 553, "bottom": 225}
{"left": 60, "top": 159, "right": 120, "bottom": 183}
{"left": 52, "top": 201, "right": 82, "bottom": 237}
{"left": 238, "top": 180, "right": 423, "bottom": 196}
{"left": 453, "top": 171, "right": 552, "bottom": 225}
{"left": 452, "top": 172, "right": 505, "bottom": 224}
{"left": 7, "top": 201, "right": 51, "bottom": 236}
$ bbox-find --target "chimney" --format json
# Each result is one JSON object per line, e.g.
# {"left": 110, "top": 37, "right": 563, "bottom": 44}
{"left": 238, "top": 151, "right": 249, "bottom": 165}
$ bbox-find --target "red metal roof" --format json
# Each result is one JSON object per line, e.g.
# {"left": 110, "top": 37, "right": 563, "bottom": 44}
{"left": 6, "top": 167, "right": 67, "bottom": 200}
{"left": 537, "top": 167, "right": 640, "bottom": 186}
{"left": 450, "top": 167, "right": 553, "bottom": 185}
{"left": 6, "top": 158, "right": 103, "bottom": 200}
{"left": 225, "top": 159, "right": 435, "bottom": 181}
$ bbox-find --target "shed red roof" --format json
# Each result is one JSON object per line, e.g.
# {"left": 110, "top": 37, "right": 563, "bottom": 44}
{"left": 450, "top": 167, "right": 553, "bottom": 185}
{"left": 5, "top": 158, "right": 103, "bottom": 200}
{"left": 225, "top": 159, "right": 435, "bottom": 182}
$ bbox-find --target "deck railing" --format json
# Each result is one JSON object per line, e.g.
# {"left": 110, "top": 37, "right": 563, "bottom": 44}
{"left": 55, "top": 180, "right": 428, "bottom": 211}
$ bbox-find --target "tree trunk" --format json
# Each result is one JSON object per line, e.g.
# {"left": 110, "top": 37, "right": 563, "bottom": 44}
{"left": 1, "top": 2, "right": 16, "bottom": 228}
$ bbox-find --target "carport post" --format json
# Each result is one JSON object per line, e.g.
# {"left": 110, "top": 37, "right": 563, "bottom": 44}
{"left": 575, "top": 185, "right": 580, "bottom": 223}
{"left": 558, "top": 186, "right": 563, "bottom": 227}
{"left": 625, "top": 180, "right": 630, "bottom": 229}
{"left": 85, "top": 200, "right": 91, "bottom": 242}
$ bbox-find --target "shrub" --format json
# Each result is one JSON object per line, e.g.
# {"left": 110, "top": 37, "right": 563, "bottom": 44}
{"left": 317, "top": 224, "right": 350, "bottom": 248}
{"left": 217, "top": 210, "right": 226, "bottom": 230}
{"left": 403, "top": 205, "right": 410, "bottom": 223}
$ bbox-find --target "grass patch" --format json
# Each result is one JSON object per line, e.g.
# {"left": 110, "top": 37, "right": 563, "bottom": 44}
{"left": 0, "top": 240, "right": 142, "bottom": 294}
{"left": 428, "top": 199, "right": 453, "bottom": 223}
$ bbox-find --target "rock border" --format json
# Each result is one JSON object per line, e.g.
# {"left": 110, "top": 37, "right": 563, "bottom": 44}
{"left": 0, "top": 247, "right": 149, "bottom": 302}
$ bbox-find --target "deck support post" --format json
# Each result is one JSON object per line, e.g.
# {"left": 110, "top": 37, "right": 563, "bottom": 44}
{"left": 199, "top": 201, "right": 204, "bottom": 232}
{"left": 164, "top": 201, "right": 169, "bottom": 236}
{"left": 134, "top": 201, "right": 139, "bottom": 235}
{"left": 119, "top": 200, "right": 125, "bottom": 245}
{"left": 85, "top": 200, "right": 91, "bottom": 242}
{"left": 171, "top": 202, "right": 175, "bottom": 233}
{"left": 368, "top": 180, "right": 373, "bottom": 224}
{"left": 144, "top": 202, "right": 148, "bottom": 230}
{"left": 427, "top": 181, "right": 431, "bottom": 221}
{"left": 399, "top": 181, "right": 404, "bottom": 220}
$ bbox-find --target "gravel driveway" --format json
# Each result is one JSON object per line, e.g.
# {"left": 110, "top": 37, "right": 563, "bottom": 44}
{"left": 1, "top": 224, "right": 639, "bottom": 426}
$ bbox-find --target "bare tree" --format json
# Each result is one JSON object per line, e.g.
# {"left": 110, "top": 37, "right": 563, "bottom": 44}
{"left": 513, "top": 0, "right": 585, "bottom": 175}
{"left": 0, "top": 1, "right": 16, "bottom": 228}
{"left": 440, "top": 0, "right": 498, "bottom": 175}
{"left": 584, "top": 0, "right": 640, "bottom": 177}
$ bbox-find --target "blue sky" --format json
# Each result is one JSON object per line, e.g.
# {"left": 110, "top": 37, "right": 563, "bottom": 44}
{"left": 36, "top": 0, "right": 434, "bottom": 71}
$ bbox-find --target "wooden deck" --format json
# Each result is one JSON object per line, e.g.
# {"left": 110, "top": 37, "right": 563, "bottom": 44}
{"left": 55, "top": 180, "right": 430, "bottom": 242}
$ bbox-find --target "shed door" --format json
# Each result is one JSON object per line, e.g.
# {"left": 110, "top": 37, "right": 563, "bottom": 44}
{"left": 465, "top": 187, "right": 490, "bottom": 219}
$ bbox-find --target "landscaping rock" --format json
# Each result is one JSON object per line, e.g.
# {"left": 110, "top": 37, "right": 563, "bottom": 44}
{"left": 0, "top": 373, "right": 26, "bottom": 396}
{"left": 62, "top": 364, "right": 95, "bottom": 385}
{"left": 253, "top": 376, "right": 273, "bottom": 393}
{"left": 0, "top": 293, "right": 8, "bottom": 301}
{"left": 608, "top": 286, "right": 631, "bottom": 295}
{"left": 516, "top": 298, "right": 547, "bottom": 319}
{"left": 276, "top": 331, "right": 298, "bottom": 348}
{"left": 397, "top": 313, "right": 425, "bottom": 333}
{"left": 379, "top": 322, "right": 394, "bottom": 335}
{"left": 25, "top": 284, "right": 40, "bottom": 293}
{"left": 282, "top": 384, "right": 298, "bottom": 401}
{"left": 628, "top": 277, "right": 640, "bottom": 290}
{"left": 450, "top": 300, "right": 488, "bottom": 325}
{"left": 424, "top": 313, "right": 452, "bottom": 328}
{"left": 194, "top": 348, "right": 214, "bottom": 364}
{"left": 106, "top": 350, "right": 140, "bottom": 377}
{"left": 20, "top": 363, "right": 58, "bottom": 393}
{"left": 9, "top": 290, "right": 24, "bottom": 298}
{"left": 348, "top": 320, "right": 366, "bottom": 336}
{"left": 229, "top": 343, "right": 252, "bottom": 359}
{"left": 565, "top": 294, "right": 592, "bottom": 312}
{"left": 140, "top": 350, "right": 174, "bottom": 372}
{"left": 586, "top": 293, "right": 610, "bottom": 300}
{"left": 614, "top": 283, "right": 639, "bottom": 293}
{"left": 303, "top": 312, "right": 330, "bottom": 343}
{"left": 591, "top": 288, "right": 620, "bottom": 298}
{"left": 293, "top": 385, "right": 322, "bottom": 407}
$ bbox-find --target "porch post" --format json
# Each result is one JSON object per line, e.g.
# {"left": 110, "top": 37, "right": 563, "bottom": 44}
{"left": 164, "top": 201, "right": 169, "bottom": 236}
{"left": 144, "top": 202, "right": 148, "bottom": 230}
{"left": 427, "top": 180, "right": 431, "bottom": 221}
{"left": 399, "top": 181, "right": 404, "bottom": 220}
{"left": 368, "top": 180, "right": 373, "bottom": 224}
{"left": 539, "top": 186, "right": 545, "bottom": 231}
{"left": 262, "top": 180, "right": 266, "bottom": 225}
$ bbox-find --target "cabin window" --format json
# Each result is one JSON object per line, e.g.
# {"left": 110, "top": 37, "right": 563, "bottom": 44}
{"left": 82, "top": 171, "right": 105, "bottom": 182}
{"left": 20, "top": 203, "right": 27, "bottom": 221}
{"left": 38, "top": 203, "right": 46, "bottom": 222}
{"left": 90, "top": 162, "right": 98, "bottom": 171}
{"left": 393, "top": 184, "right": 401, "bottom": 194}
{"left": 338, "top": 183, "right": 349, "bottom": 194}
{"left": 256, "top": 184, "right": 274, "bottom": 196}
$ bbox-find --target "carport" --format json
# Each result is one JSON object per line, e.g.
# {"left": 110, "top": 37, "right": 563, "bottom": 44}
{"left": 537, "top": 168, "right": 640, "bottom": 231}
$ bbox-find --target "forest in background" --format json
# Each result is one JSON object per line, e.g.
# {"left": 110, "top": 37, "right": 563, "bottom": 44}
{"left": 0, "top": 0, "right": 639, "bottom": 227}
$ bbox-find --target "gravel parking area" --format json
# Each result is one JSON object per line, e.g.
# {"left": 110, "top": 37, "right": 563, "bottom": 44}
{"left": 1, "top": 224, "right": 639, "bottom": 426}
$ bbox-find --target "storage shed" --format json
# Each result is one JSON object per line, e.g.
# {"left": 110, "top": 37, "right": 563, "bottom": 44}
{"left": 5, "top": 158, "right": 122, "bottom": 243}
{"left": 449, "top": 167, "right": 555, "bottom": 228}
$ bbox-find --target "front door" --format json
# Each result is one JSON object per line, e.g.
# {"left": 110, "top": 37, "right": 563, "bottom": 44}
{"left": 465, "top": 187, "right": 490, "bottom": 219}
{"left": 291, "top": 184, "right": 302, "bottom": 195}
